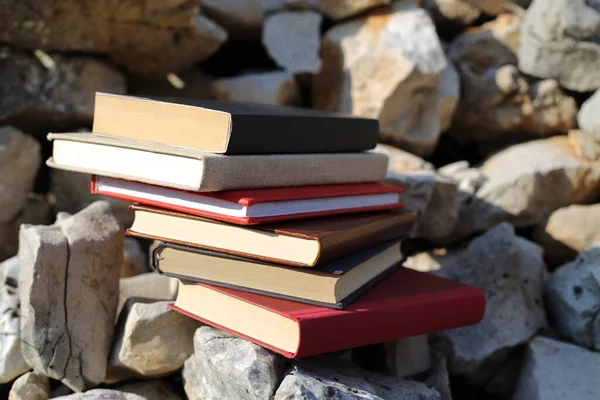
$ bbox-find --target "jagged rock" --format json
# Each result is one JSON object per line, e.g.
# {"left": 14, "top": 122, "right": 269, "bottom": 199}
{"left": 8, "top": 372, "right": 50, "bottom": 400}
{"left": 518, "top": 0, "right": 600, "bottom": 92}
{"left": 203, "top": 0, "right": 263, "bottom": 36}
{"left": 210, "top": 71, "right": 301, "bottom": 106}
{"left": 50, "top": 170, "right": 132, "bottom": 226}
{"left": 435, "top": 223, "right": 547, "bottom": 395}
{"left": 568, "top": 129, "right": 600, "bottom": 160}
{"left": 374, "top": 144, "right": 434, "bottom": 174}
{"left": 545, "top": 245, "right": 600, "bottom": 350}
{"left": 183, "top": 326, "right": 285, "bottom": 400}
{"left": 386, "top": 172, "right": 458, "bottom": 240}
{"left": 0, "top": 2, "right": 227, "bottom": 76}
{"left": 263, "top": 10, "right": 322, "bottom": 74}
{"left": 461, "top": 0, "right": 530, "bottom": 14}
{"left": 449, "top": 14, "right": 577, "bottom": 142}
{"left": 53, "top": 389, "right": 145, "bottom": 400}
{"left": 107, "top": 300, "right": 199, "bottom": 383}
{"left": 385, "top": 335, "right": 431, "bottom": 378}
{"left": 420, "top": 0, "right": 481, "bottom": 30}
{"left": 117, "top": 273, "right": 178, "bottom": 318}
{"left": 19, "top": 201, "right": 124, "bottom": 392}
{"left": 274, "top": 359, "right": 441, "bottom": 399}
{"left": 0, "top": 257, "right": 28, "bottom": 383}
{"left": 404, "top": 246, "right": 465, "bottom": 273}
{"left": 117, "top": 380, "right": 183, "bottom": 400}
{"left": 314, "top": 1, "right": 458, "bottom": 156}
{"left": 0, "top": 48, "right": 125, "bottom": 133}
{"left": 579, "top": 89, "right": 600, "bottom": 138}
{"left": 0, "top": 127, "right": 40, "bottom": 224}
{"left": 453, "top": 136, "right": 600, "bottom": 238}
{"left": 121, "top": 238, "right": 148, "bottom": 278}
{"left": 513, "top": 336, "right": 600, "bottom": 400}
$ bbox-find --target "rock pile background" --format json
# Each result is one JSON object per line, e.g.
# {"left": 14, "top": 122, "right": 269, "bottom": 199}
{"left": 1, "top": 0, "right": 600, "bottom": 399}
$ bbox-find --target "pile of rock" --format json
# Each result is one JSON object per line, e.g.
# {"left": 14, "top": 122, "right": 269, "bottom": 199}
{"left": 1, "top": 0, "right": 600, "bottom": 398}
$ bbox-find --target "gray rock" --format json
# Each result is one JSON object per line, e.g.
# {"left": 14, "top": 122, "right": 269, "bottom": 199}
{"left": 436, "top": 223, "right": 547, "bottom": 395}
{"left": 107, "top": 300, "right": 200, "bottom": 383}
{"left": 314, "top": 1, "right": 458, "bottom": 157}
{"left": 8, "top": 372, "right": 50, "bottom": 400}
{"left": 117, "top": 273, "right": 178, "bottom": 318}
{"left": 424, "top": 345, "right": 453, "bottom": 400}
{"left": 545, "top": 245, "right": 600, "bottom": 350}
{"left": 518, "top": 0, "right": 600, "bottom": 92}
{"left": 183, "top": 326, "right": 285, "bottom": 400}
{"left": 513, "top": 336, "right": 600, "bottom": 400}
{"left": 19, "top": 201, "right": 124, "bottom": 392}
{"left": 579, "top": 89, "right": 600, "bottom": 138}
{"left": 374, "top": 144, "right": 435, "bottom": 174}
{"left": 0, "top": 48, "right": 125, "bottom": 133}
{"left": 385, "top": 335, "right": 431, "bottom": 379}
{"left": 0, "top": 257, "right": 29, "bottom": 383}
{"left": 117, "top": 380, "right": 183, "bottom": 400}
{"left": 274, "top": 360, "right": 441, "bottom": 400}
{"left": 210, "top": 71, "right": 301, "bottom": 106}
{"left": 52, "top": 389, "right": 145, "bottom": 400}
{"left": 121, "top": 238, "right": 148, "bottom": 278}
{"left": 203, "top": 0, "right": 263, "bottom": 37}
{"left": 263, "top": 10, "right": 322, "bottom": 74}
{"left": 0, "top": 2, "right": 227, "bottom": 75}
{"left": 0, "top": 127, "right": 40, "bottom": 224}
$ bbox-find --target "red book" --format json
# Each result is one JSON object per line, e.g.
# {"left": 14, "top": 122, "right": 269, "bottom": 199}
{"left": 169, "top": 268, "right": 486, "bottom": 358}
{"left": 91, "top": 175, "right": 404, "bottom": 225}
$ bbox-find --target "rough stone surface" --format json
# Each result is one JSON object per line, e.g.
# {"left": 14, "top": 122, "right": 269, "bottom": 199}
{"left": 385, "top": 335, "right": 431, "bottom": 379}
{"left": 420, "top": 0, "right": 481, "bottom": 30}
{"left": 183, "top": 326, "right": 285, "bottom": 400}
{"left": 50, "top": 170, "right": 132, "bottom": 226}
{"left": 568, "top": 129, "right": 600, "bottom": 160}
{"left": 0, "top": 2, "right": 227, "bottom": 75}
{"left": 274, "top": 360, "right": 441, "bottom": 400}
{"left": 0, "top": 48, "right": 125, "bottom": 133}
{"left": 452, "top": 136, "right": 600, "bottom": 239}
{"left": 52, "top": 389, "right": 145, "bottom": 400}
{"left": 545, "top": 245, "right": 600, "bottom": 350}
{"left": 210, "top": 71, "right": 301, "bottom": 106}
{"left": 317, "top": 0, "right": 391, "bottom": 20}
{"left": 117, "top": 273, "right": 178, "bottom": 318}
{"left": 0, "top": 127, "right": 40, "bottom": 224}
{"left": 449, "top": 14, "right": 577, "bottom": 142}
{"left": 203, "top": 0, "right": 263, "bottom": 37}
{"left": 107, "top": 299, "right": 199, "bottom": 382}
{"left": 19, "top": 201, "right": 124, "bottom": 392}
{"left": 386, "top": 172, "right": 458, "bottom": 240}
{"left": 374, "top": 144, "right": 435, "bottom": 174}
{"left": 579, "top": 89, "right": 600, "bottom": 138}
{"left": 0, "top": 257, "right": 29, "bottom": 383}
{"left": 8, "top": 372, "right": 50, "bottom": 400}
{"left": 436, "top": 223, "right": 547, "bottom": 395}
{"left": 533, "top": 204, "right": 600, "bottom": 265}
{"left": 117, "top": 380, "right": 183, "bottom": 400}
{"left": 513, "top": 336, "right": 600, "bottom": 400}
{"left": 518, "top": 0, "right": 600, "bottom": 92}
{"left": 314, "top": 1, "right": 458, "bottom": 156}
{"left": 263, "top": 10, "right": 322, "bottom": 74}
{"left": 121, "top": 238, "right": 148, "bottom": 278}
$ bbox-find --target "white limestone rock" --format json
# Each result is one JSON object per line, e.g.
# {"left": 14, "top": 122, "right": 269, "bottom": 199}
{"left": 579, "top": 89, "right": 600, "bottom": 138}
{"left": 568, "top": 129, "right": 600, "bottom": 160}
{"left": 314, "top": 1, "right": 458, "bottom": 156}
{"left": 117, "top": 380, "right": 183, "bottom": 400}
{"left": 52, "top": 389, "right": 145, "bottom": 400}
{"left": 210, "top": 71, "right": 301, "bottom": 106}
{"left": 8, "top": 372, "right": 50, "bottom": 400}
{"left": 374, "top": 144, "right": 434, "bottom": 174}
{"left": 18, "top": 201, "right": 124, "bottom": 392}
{"left": 117, "top": 273, "right": 178, "bottom": 318}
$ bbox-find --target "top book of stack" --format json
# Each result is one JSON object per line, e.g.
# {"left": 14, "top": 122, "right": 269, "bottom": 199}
{"left": 92, "top": 93, "right": 379, "bottom": 154}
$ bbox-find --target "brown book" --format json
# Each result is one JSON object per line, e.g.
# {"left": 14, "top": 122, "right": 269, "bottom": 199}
{"left": 128, "top": 205, "right": 416, "bottom": 267}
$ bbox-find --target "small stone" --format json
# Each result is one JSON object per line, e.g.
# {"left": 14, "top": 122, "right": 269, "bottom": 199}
{"left": 121, "top": 238, "right": 148, "bottom": 278}
{"left": 435, "top": 223, "right": 547, "bottom": 395}
{"left": 518, "top": 0, "right": 600, "bottom": 92}
{"left": 210, "top": 71, "right": 301, "bottom": 106}
{"left": 0, "top": 48, "right": 125, "bottom": 133}
{"left": 117, "top": 380, "right": 183, "bottom": 400}
{"left": 8, "top": 372, "right": 50, "bottom": 400}
{"left": 545, "top": 245, "right": 600, "bottom": 350}
{"left": 314, "top": 2, "right": 458, "bottom": 156}
{"left": 568, "top": 129, "right": 600, "bottom": 160}
{"left": 513, "top": 336, "right": 600, "bottom": 400}
{"left": 317, "top": 0, "right": 391, "bottom": 20}
{"left": 374, "top": 144, "right": 435, "bottom": 174}
{"left": 183, "top": 326, "right": 285, "bottom": 400}
{"left": 19, "top": 201, "right": 123, "bottom": 392}
{"left": 263, "top": 10, "right": 322, "bottom": 74}
{"left": 0, "top": 257, "right": 28, "bottom": 383}
{"left": 117, "top": 273, "right": 178, "bottom": 318}
{"left": 0, "top": 127, "right": 40, "bottom": 224}
{"left": 52, "top": 389, "right": 145, "bottom": 400}
{"left": 107, "top": 299, "right": 200, "bottom": 383}
{"left": 203, "top": 0, "right": 263, "bottom": 37}
{"left": 579, "top": 90, "right": 600, "bottom": 138}
{"left": 385, "top": 335, "right": 431, "bottom": 379}
{"left": 274, "top": 359, "right": 441, "bottom": 399}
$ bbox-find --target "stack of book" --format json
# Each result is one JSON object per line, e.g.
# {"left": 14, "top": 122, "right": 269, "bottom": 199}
{"left": 47, "top": 93, "right": 485, "bottom": 358}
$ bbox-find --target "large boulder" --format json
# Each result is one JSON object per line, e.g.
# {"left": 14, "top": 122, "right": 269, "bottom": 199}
{"left": 518, "top": 0, "right": 600, "bottom": 92}
{"left": 0, "top": 1, "right": 227, "bottom": 75}
{"left": 314, "top": 1, "right": 458, "bottom": 157}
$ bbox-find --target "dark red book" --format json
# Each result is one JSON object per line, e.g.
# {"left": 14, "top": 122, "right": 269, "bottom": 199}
{"left": 169, "top": 268, "right": 486, "bottom": 358}
{"left": 91, "top": 175, "right": 405, "bottom": 225}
